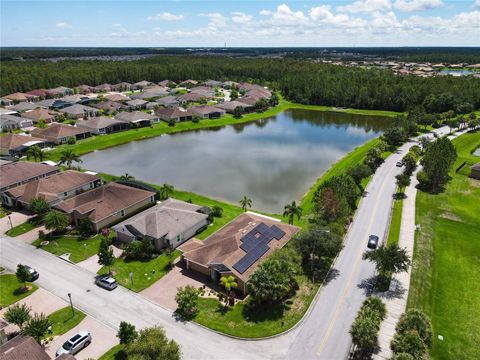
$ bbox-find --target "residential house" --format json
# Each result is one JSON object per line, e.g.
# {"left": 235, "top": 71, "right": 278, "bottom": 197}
{"left": 61, "top": 94, "right": 91, "bottom": 105}
{"left": 46, "top": 87, "right": 73, "bottom": 98}
{"left": 181, "top": 213, "right": 299, "bottom": 293}
{"left": 180, "top": 80, "right": 198, "bottom": 87}
{"left": 25, "top": 89, "right": 49, "bottom": 100}
{"left": 0, "top": 108, "right": 18, "bottom": 116}
{"left": 155, "top": 95, "right": 179, "bottom": 108}
{"left": 21, "top": 108, "right": 60, "bottom": 124}
{"left": 0, "top": 335, "right": 50, "bottom": 360}
{"left": 94, "top": 83, "right": 113, "bottom": 93}
{"left": 31, "top": 123, "right": 91, "bottom": 144}
{"left": 113, "top": 82, "right": 132, "bottom": 92}
{"left": 222, "top": 81, "right": 237, "bottom": 88}
{"left": 3, "top": 92, "right": 36, "bottom": 103}
{"left": 0, "top": 134, "right": 49, "bottom": 157}
{"left": 77, "top": 85, "right": 94, "bottom": 94}
{"left": 114, "top": 198, "right": 209, "bottom": 250}
{"left": 204, "top": 80, "right": 222, "bottom": 87}
{"left": 35, "top": 99, "right": 70, "bottom": 110}
{"left": 92, "top": 100, "right": 125, "bottom": 114}
{"left": 130, "top": 88, "right": 169, "bottom": 100}
{"left": 0, "top": 161, "right": 59, "bottom": 196}
{"left": 190, "top": 86, "right": 216, "bottom": 99}
{"left": 59, "top": 104, "right": 99, "bottom": 119}
{"left": 126, "top": 99, "right": 147, "bottom": 110}
{"left": 76, "top": 116, "right": 130, "bottom": 135}
{"left": 6, "top": 102, "right": 38, "bottom": 112}
{"left": 4, "top": 170, "right": 101, "bottom": 208}
{"left": 237, "top": 96, "right": 258, "bottom": 107}
{"left": 115, "top": 111, "right": 159, "bottom": 127}
{"left": 145, "top": 102, "right": 159, "bottom": 110}
{"left": 155, "top": 107, "right": 193, "bottom": 122}
{"left": 470, "top": 163, "right": 480, "bottom": 180}
{"left": 190, "top": 105, "right": 226, "bottom": 119}
{"left": 158, "top": 80, "right": 176, "bottom": 88}
{"left": 0, "top": 114, "right": 33, "bottom": 131}
{"left": 177, "top": 93, "right": 205, "bottom": 104}
{"left": 55, "top": 182, "right": 156, "bottom": 232}
{"left": 105, "top": 93, "right": 130, "bottom": 102}
{"left": 0, "top": 98, "right": 14, "bottom": 106}
{"left": 216, "top": 100, "right": 252, "bottom": 113}
{"left": 133, "top": 80, "right": 154, "bottom": 90}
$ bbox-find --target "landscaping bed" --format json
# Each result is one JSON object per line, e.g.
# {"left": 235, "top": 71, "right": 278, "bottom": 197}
{"left": 0, "top": 274, "right": 38, "bottom": 307}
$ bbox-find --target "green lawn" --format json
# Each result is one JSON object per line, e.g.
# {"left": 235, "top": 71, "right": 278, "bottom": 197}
{"left": 43, "top": 98, "right": 398, "bottom": 163}
{"left": 386, "top": 187, "right": 405, "bottom": 246}
{"left": 98, "top": 250, "right": 181, "bottom": 292}
{"left": 5, "top": 219, "right": 37, "bottom": 237}
{"left": 47, "top": 307, "right": 86, "bottom": 336}
{"left": 407, "top": 131, "right": 480, "bottom": 360}
{"left": 33, "top": 234, "right": 103, "bottom": 263}
{"left": 99, "top": 344, "right": 125, "bottom": 360}
{"left": 0, "top": 274, "right": 38, "bottom": 307}
{"left": 194, "top": 275, "right": 318, "bottom": 338}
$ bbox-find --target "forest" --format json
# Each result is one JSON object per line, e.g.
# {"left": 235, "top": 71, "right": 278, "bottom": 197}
{"left": 1, "top": 56, "right": 479, "bottom": 112}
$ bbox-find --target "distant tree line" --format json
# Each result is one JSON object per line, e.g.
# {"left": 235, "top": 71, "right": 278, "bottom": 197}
{"left": 1, "top": 56, "right": 479, "bottom": 112}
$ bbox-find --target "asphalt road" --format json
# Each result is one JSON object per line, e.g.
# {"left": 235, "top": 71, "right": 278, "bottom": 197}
{"left": 0, "top": 127, "right": 452, "bottom": 360}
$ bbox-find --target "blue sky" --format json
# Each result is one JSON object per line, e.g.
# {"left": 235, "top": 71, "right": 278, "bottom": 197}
{"left": 1, "top": 1, "right": 479, "bottom": 46}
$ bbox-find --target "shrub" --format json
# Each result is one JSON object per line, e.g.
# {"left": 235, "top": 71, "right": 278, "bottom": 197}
{"left": 67, "top": 136, "right": 76, "bottom": 145}
{"left": 125, "top": 326, "right": 180, "bottom": 360}
{"left": 391, "top": 330, "right": 427, "bottom": 359}
{"left": 118, "top": 321, "right": 138, "bottom": 345}
{"left": 395, "top": 309, "right": 432, "bottom": 347}
{"left": 175, "top": 285, "right": 201, "bottom": 317}
{"left": 212, "top": 205, "right": 223, "bottom": 218}
{"left": 168, "top": 119, "right": 176, "bottom": 127}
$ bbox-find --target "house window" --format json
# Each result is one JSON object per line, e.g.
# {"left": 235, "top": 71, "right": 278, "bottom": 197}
{"left": 150, "top": 196, "right": 155, "bottom": 203}
{"left": 177, "top": 235, "right": 181, "bottom": 242}
{"left": 63, "top": 192, "right": 68, "bottom": 197}
{"left": 121, "top": 210, "right": 125, "bottom": 217}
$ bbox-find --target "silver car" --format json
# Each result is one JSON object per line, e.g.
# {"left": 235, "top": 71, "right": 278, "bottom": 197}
{"left": 56, "top": 331, "right": 91, "bottom": 357}
{"left": 95, "top": 276, "right": 118, "bottom": 290}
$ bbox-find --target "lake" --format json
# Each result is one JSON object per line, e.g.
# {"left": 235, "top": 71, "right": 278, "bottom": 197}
{"left": 81, "top": 109, "right": 391, "bottom": 213}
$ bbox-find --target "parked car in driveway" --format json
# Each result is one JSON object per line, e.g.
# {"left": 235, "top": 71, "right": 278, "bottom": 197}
{"left": 23, "top": 265, "right": 39, "bottom": 281}
{"left": 367, "top": 235, "right": 379, "bottom": 249}
{"left": 56, "top": 331, "right": 91, "bottom": 357}
{"left": 95, "top": 275, "right": 118, "bottom": 290}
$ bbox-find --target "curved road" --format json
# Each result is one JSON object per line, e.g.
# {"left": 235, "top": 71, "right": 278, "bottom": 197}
{"left": 0, "top": 128, "right": 450, "bottom": 360}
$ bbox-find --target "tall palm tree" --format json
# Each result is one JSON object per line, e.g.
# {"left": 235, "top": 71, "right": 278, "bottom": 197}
{"left": 363, "top": 244, "right": 411, "bottom": 278}
{"left": 59, "top": 149, "right": 82, "bottom": 169}
{"left": 26, "top": 145, "right": 44, "bottom": 162}
{"left": 283, "top": 201, "right": 302, "bottom": 224}
{"left": 239, "top": 196, "right": 252, "bottom": 212}
{"left": 160, "top": 183, "right": 174, "bottom": 200}
{"left": 120, "top": 173, "right": 135, "bottom": 180}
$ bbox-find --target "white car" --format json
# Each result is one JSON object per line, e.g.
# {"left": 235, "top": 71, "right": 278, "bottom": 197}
{"left": 56, "top": 331, "right": 91, "bottom": 357}
{"left": 95, "top": 275, "right": 118, "bottom": 290}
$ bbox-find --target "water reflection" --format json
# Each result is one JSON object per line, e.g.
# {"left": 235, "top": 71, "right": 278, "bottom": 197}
{"left": 81, "top": 109, "right": 391, "bottom": 213}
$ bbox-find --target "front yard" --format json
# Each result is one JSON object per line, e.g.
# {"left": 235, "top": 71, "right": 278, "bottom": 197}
{"left": 33, "top": 234, "right": 104, "bottom": 263}
{"left": 98, "top": 250, "right": 181, "bottom": 292}
{"left": 48, "top": 306, "right": 86, "bottom": 336}
{"left": 5, "top": 218, "right": 37, "bottom": 237}
{"left": 0, "top": 274, "right": 38, "bottom": 307}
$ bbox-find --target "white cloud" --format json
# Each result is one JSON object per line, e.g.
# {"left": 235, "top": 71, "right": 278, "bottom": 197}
{"left": 55, "top": 22, "right": 72, "bottom": 29}
{"left": 232, "top": 12, "right": 252, "bottom": 24}
{"left": 202, "top": 12, "right": 228, "bottom": 29}
{"left": 260, "top": 10, "right": 272, "bottom": 16}
{"left": 272, "top": 4, "right": 308, "bottom": 23}
{"left": 394, "top": 0, "right": 444, "bottom": 12}
{"left": 309, "top": 5, "right": 367, "bottom": 27}
{"left": 337, "top": 0, "right": 392, "bottom": 13}
{"left": 473, "top": 0, "right": 480, "bottom": 9}
{"left": 147, "top": 12, "right": 184, "bottom": 21}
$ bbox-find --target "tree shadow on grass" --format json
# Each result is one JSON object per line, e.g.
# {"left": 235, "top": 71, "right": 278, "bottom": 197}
{"left": 13, "top": 286, "right": 30, "bottom": 296}
{"left": 242, "top": 300, "right": 289, "bottom": 324}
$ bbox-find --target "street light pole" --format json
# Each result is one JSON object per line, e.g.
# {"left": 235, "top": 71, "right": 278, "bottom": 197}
{"left": 67, "top": 293, "right": 74, "bottom": 317}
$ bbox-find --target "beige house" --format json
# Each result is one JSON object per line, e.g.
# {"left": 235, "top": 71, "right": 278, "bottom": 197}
{"left": 55, "top": 182, "right": 156, "bottom": 232}
{"left": 181, "top": 213, "right": 299, "bottom": 293}
{"left": 31, "top": 123, "right": 91, "bottom": 144}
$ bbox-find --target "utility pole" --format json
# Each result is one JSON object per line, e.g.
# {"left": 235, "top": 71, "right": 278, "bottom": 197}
{"left": 67, "top": 293, "right": 74, "bottom": 317}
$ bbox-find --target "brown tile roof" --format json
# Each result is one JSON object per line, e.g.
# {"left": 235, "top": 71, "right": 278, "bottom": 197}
{"left": 182, "top": 213, "right": 299, "bottom": 283}
{"left": 76, "top": 117, "right": 128, "bottom": 131}
{"left": 177, "top": 93, "right": 204, "bottom": 102}
{"left": 21, "top": 108, "right": 60, "bottom": 122}
{"left": 56, "top": 182, "right": 155, "bottom": 223}
{"left": 155, "top": 107, "right": 192, "bottom": 119}
{"left": 237, "top": 96, "right": 258, "bottom": 106}
{"left": 4, "top": 93, "right": 30, "bottom": 101}
{"left": 92, "top": 101, "right": 123, "bottom": 112}
{"left": 105, "top": 94, "right": 130, "bottom": 102}
{"left": 31, "top": 123, "right": 91, "bottom": 140}
{"left": 190, "top": 105, "right": 225, "bottom": 116}
{"left": 0, "top": 335, "right": 50, "bottom": 360}
{"left": 216, "top": 101, "right": 250, "bottom": 111}
{"left": 115, "top": 111, "right": 156, "bottom": 123}
{"left": 26, "top": 89, "right": 48, "bottom": 97}
{"left": 6, "top": 170, "right": 100, "bottom": 205}
{"left": 0, "top": 134, "right": 47, "bottom": 151}
{"left": 0, "top": 161, "right": 59, "bottom": 190}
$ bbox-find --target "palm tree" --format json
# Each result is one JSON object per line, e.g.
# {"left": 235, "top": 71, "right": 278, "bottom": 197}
{"left": 363, "top": 244, "right": 411, "bottom": 280}
{"left": 239, "top": 196, "right": 252, "bottom": 212}
{"left": 120, "top": 173, "right": 135, "bottom": 180}
{"left": 43, "top": 210, "right": 70, "bottom": 233}
{"left": 58, "top": 149, "right": 82, "bottom": 168}
{"left": 160, "top": 183, "right": 174, "bottom": 200}
{"left": 219, "top": 275, "right": 238, "bottom": 306}
{"left": 26, "top": 145, "right": 44, "bottom": 162}
{"left": 283, "top": 201, "right": 302, "bottom": 224}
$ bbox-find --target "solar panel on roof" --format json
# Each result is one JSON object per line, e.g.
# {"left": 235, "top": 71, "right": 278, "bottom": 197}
{"left": 233, "top": 243, "right": 269, "bottom": 274}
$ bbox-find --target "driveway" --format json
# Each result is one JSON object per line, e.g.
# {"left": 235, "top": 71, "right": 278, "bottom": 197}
{"left": 16, "top": 225, "right": 49, "bottom": 244}
{"left": 77, "top": 245, "right": 123, "bottom": 273}
{"left": 140, "top": 262, "right": 209, "bottom": 311}
{"left": 0, "top": 212, "right": 32, "bottom": 234}
{"left": 45, "top": 315, "right": 117, "bottom": 360}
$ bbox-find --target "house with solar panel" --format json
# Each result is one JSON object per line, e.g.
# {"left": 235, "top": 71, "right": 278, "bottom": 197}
{"left": 180, "top": 213, "right": 299, "bottom": 294}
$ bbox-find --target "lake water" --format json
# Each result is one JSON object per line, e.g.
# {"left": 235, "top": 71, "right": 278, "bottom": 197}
{"left": 81, "top": 109, "right": 391, "bottom": 213}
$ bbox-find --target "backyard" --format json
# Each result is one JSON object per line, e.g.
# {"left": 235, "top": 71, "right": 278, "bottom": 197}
{"left": 407, "top": 131, "right": 480, "bottom": 360}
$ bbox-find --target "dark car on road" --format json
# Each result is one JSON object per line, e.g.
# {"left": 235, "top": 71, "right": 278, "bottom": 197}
{"left": 23, "top": 265, "right": 39, "bottom": 281}
{"left": 367, "top": 235, "right": 379, "bottom": 249}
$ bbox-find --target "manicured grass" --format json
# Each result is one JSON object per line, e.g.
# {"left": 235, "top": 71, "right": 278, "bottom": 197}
{"left": 33, "top": 234, "right": 103, "bottom": 263}
{"left": 407, "top": 131, "right": 480, "bottom": 360}
{"left": 5, "top": 219, "right": 37, "bottom": 237}
{"left": 47, "top": 306, "right": 86, "bottom": 336}
{"left": 194, "top": 275, "right": 318, "bottom": 338}
{"left": 99, "top": 344, "right": 125, "bottom": 360}
{"left": 386, "top": 188, "right": 405, "bottom": 246}
{"left": 0, "top": 274, "right": 38, "bottom": 307}
{"left": 98, "top": 250, "right": 181, "bottom": 292}
{"left": 43, "top": 99, "right": 398, "bottom": 162}
{"left": 0, "top": 207, "right": 10, "bottom": 219}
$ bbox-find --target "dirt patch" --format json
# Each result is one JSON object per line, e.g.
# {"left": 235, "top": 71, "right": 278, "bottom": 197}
{"left": 440, "top": 211, "right": 463, "bottom": 222}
